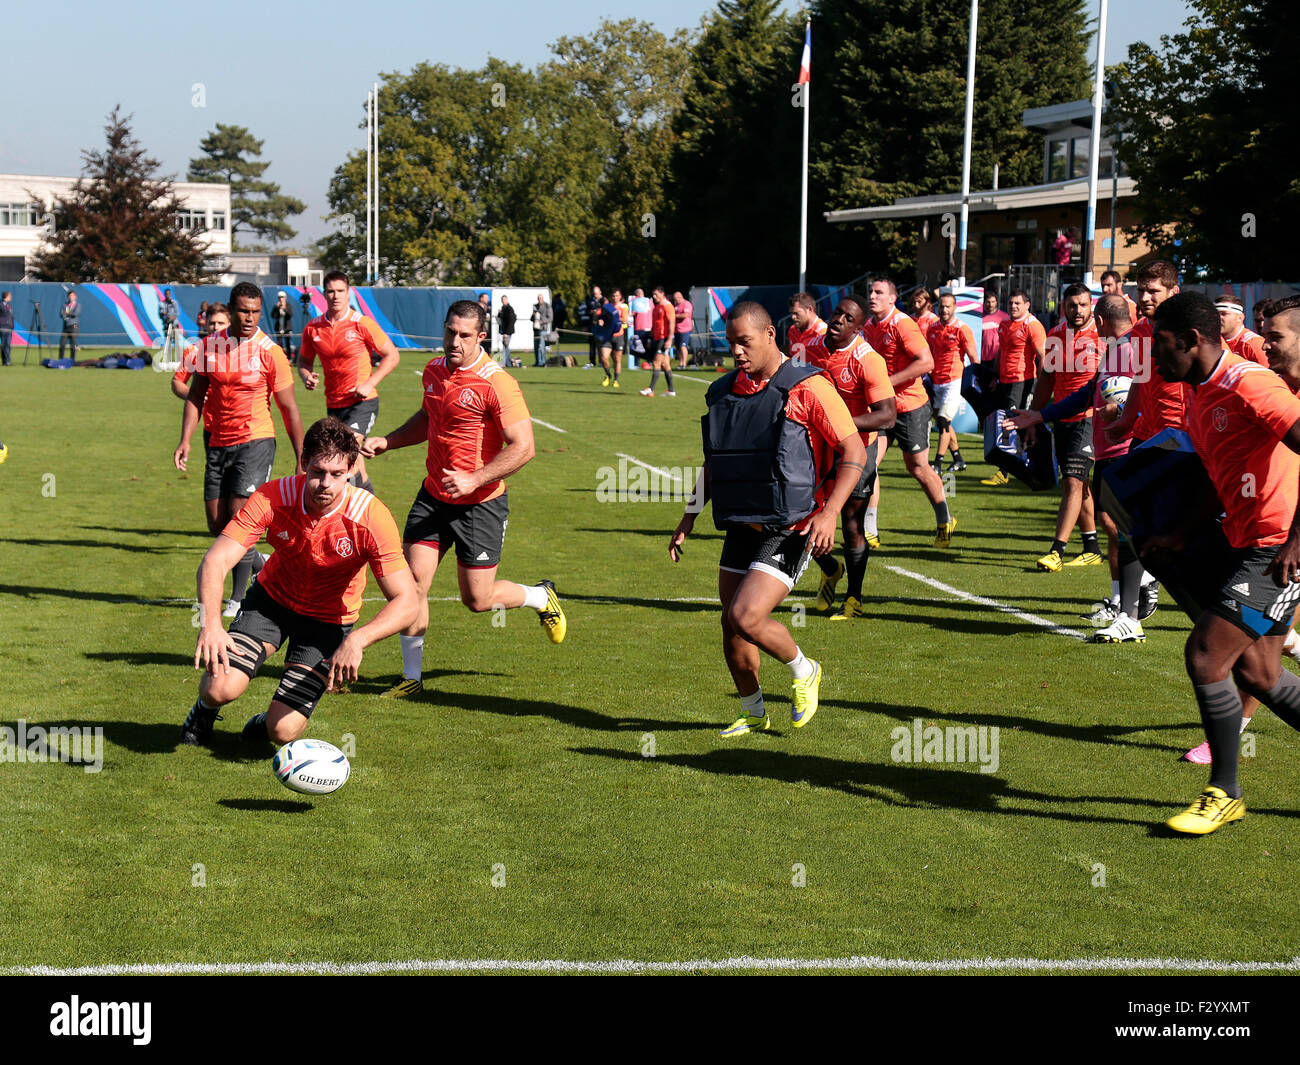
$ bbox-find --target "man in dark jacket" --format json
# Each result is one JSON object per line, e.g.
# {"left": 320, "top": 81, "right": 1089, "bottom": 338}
{"left": 0, "top": 292, "right": 13, "bottom": 366}
{"left": 497, "top": 296, "right": 517, "bottom": 366}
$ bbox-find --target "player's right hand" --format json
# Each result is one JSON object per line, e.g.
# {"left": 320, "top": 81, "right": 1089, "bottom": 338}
{"left": 361, "top": 435, "right": 386, "bottom": 458}
{"left": 298, "top": 368, "right": 319, "bottom": 390}
{"left": 174, "top": 442, "right": 190, "bottom": 471}
{"left": 669, "top": 515, "right": 694, "bottom": 562}
{"left": 195, "top": 625, "right": 233, "bottom": 675}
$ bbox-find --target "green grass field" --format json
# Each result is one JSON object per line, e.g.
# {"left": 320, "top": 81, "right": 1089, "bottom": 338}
{"left": 1, "top": 350, "right": 1298, "bottom": 975}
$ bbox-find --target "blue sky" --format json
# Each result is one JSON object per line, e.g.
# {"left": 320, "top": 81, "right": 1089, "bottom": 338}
{"left": 0, "top": 0, "right": 1192, "bottom": 248}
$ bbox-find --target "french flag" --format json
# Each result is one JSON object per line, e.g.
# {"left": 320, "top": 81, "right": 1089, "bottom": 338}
{"left": 797, "top": 23, "right": 811, "bottom": 84}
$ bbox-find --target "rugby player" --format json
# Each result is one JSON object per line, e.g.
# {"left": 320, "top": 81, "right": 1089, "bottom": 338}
{"left": 298, "top": 271, "right": 400, "bottom": 493}
{"left": 1143, "top": 293, "right": 1300, "bottom": 835}
{"left": 670, "top": 301, "right": 866, "bottom": 734}
{"left": 803, "top": 296, "right": 896, "bottom": 620}
{"left": 171, "top": 303, "right": 229, "bottom": 400}
{"left": 910, "top": 287, "right": 939, "bottom": 336}
{"left": 981, "top": 290, "right": 1046, "bottom": 486}
{"left": 174, "top": 283, "right": 304, "bottom": 619}
{"left": 785, "top": 291, "right": 827, "bottom": 362}
{"left": 1216, "top": 295, "right": 1267, "bottom": 365}
{"left": 926, "top": 292, "right": 977, "bottom": 474}
{"left": 641, "top": 287, "right": 676, "bottom": 396}
{"left": 1100, "top": 269, "right": 1138, "bottom": 326}
{"left": 363, "top": 299, "right": 566, "bottom": 698}
{"left": 179, "top": 418, "right": 418, "bottom": 747}
{"left": 863, "top": 278, "right": 958, "bottom": 548}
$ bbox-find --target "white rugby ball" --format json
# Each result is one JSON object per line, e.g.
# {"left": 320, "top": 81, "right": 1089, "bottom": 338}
{"left": 1100, "top": 374, "right": 1133, "bottom": 409}
{"left": 272, "top": 739, "right": 351, "bottom": 795}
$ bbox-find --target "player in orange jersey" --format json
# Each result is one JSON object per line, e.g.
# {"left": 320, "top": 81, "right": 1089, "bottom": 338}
{"left": 670, "top": 301, "right": 866, "bottom": 735}
{"left": 362, "top": 299, "right": 567, "bottom": 699}
{"left": 786, "top": 290, "right": 827, "bottom": 362}
{"left": 298, "top": 270, "right": 400, "bottom": 493}
{"left": 863, "top": 278, "right": 957, "bottom": 548}
{"left": 1100, "top": 270, "right": 1138, "bottom": 327}
{"left": 802, "top": 295, "right": 896, "bottom": 620}
{"left": 1215, "top": 296, "right": 1267, "bottom": 365}
{"left": 171, "top": 303, "right": 228, "bottom": 400}
{"left": 179, "top": 418, "right": 418, "bottom": 747}
{"left": 926, "top": 292, "right": 977, "bottom": 474}
{"left": 174, "top": 282, "right": 305, "bottom": 618}
{"left": 910, "top": 287, "right": 939, "bottom": 337}
{"left": 981, "top": 289, "right": 1047, "bottom": 486}
{"left": 1143, "top": 293, "right": 1300, "bottom": 834}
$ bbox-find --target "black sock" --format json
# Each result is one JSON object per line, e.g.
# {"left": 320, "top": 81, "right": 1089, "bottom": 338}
{"left": 649, "top": 369, "right": 660, "bottom": 391}
{"left": 951, "top": 449, "right": 963, "bottom": 463}
{"left": 1119, "top": 558, "right": 1143, "bottom": 618}
{"left": 231, "top": 549, "right": 258, "bottom": 602}
{"left": 1082, "top": 531, "right": 1100, "bottom": 555}
{"left": 845, "top": 543, "right": 868, "bottom": 599}
{"left": 932, "top": 500, "right": 951, "bottom": 526}
{"left": 1194, "top": 679, "right": 1244, "bottom": 797}
{"left": 1051, "top": 539, "right": 1067, "bottom": 555}
{"left": 665, "top": 369, "right": 674, "bottom": 391}
{"left": 251, "top": 549, "right": 265, "bottom": 575}
{"left": 816, "top": 553, "right": 839, "bottom": 576}
{"left": 1261, "top": 670, "right": 1300, "bottom": 732}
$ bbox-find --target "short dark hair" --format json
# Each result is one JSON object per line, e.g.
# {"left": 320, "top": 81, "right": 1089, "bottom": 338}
{"left": 1062, "top": 282, "right": 1091, "bottom": 302}
{"left": 790, "top": 291, "right": 817, "bottom": 311}
{"left": 301, "top": 417, "right": 361, "bottom": 469}
{"left": 1153, "top": 291, "right": 1220, "bottom": 343}
{"left": 323, "top": 270, "right": 350, "bottom": 288}
{"left": 446, "top": 299, "right": 487, "bottom": 332}
{"left": 1100, "top": 270, "right": 1123, "bottom": 285}
{"left": 729, "top": 301, "right": 772, "bottom": 330}
{"left": 229, "top": 282, "right": 263, "bottom": 307}
{"left": 1010, "top": 289, "right": 1030, "bottom": 304}
{"left": 1256, "top": 297, "right": 1278, "bottom": 319}
{"left": 206, "top": 302, "right": 230, "bottom": 319}
{"left": 844, "top": 294, "right": 871, "bottom": 321}
{"left": 1265, "top": 295, "right": 1300, "bottom": 326}
{"left": 873, "top": 277, "right": 899, "bottom": 298}
{"left": 1095, "top": 294, "right": 1130, "bottom": 326}
{"left": 1137, "top": 260, "right": 1178, "bottom": 288}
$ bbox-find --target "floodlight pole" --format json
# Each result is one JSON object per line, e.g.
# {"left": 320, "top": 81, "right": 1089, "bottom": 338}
{"left": 797, "top": 18, "right": 811, "bottom": 293}
{"left": 957, "top": 0, "right": 978, "bottom": 288}
{"left": 1083, "top": 0, "right": 1108, "bottom": 285}
{"left": 366, "top": 87, "right": 373, "bottom": 283}
{"left": 373, "top": 81, "right": 380, "bottom": 286}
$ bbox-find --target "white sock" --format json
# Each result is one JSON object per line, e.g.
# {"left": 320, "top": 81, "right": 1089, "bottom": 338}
{"left": 785, "top": 649, "right": 814, "bottom": 680}
{"left": 740, "top": 690, "right": 765, "bottom": 717}
{"left": 1285, "top": 629, "right": 1299, "bottom": 653}
{"left": 521, "top": 583, "right": 548, "bottom": 611}
{"left": 1139, "top": 568, "right": 1157, "bottom": 587}
{"left": 864, "top": 508, "right": 879, "bottom": 537}
{"left": 400, "top": 635, "right": 425, "bottom": 681}
{"left": 1240, "top": 714, "right": 1251, "bottom": 735}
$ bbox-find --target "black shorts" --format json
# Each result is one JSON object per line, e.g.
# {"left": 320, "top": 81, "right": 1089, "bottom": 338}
{"left": 719, "top": 524, "right": 813, "bottom": 591}
{"left": 327, "top": 397, "right": 379, "bottom": 436}
{"left": 995, "top": 379, "right": 1034, "bottom": 410}
{"left": 887, "top": 404, "right": 933, "bottom": 455}
{"left": 204, "top": 437, "right": 276, "bottom": 502}
{"left": 1189, "top": 546, "right": 1300, "bottom": 639}
{"left": 403, "top": 485, "right": 509, "bottom": 568}
{"left": 229, "top": 580, "right": 354, "bottom": 717}
{"left": 1053, "top": 418, "right": 1095, "bottom": 482}
{"left": 849, "top": 438, "right": 880, "bottom": 500}
{"left": 653, "top": 337, "right": 670, "bottom": 356}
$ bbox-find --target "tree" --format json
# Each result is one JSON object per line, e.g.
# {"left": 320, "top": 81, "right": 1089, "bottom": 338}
{"left": 188, "top": 123, "right": 306, "bottom": 249}
{"left": 29, "top": 107, "right": 209, "bottom": 283}
{"left": 1110, "top": 0, "right": 1299, "bottom": 280}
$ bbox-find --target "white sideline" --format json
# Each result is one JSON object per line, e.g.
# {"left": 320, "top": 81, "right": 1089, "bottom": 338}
{"left": 530, "top": 417, "right": 567, "bottom": 434}
{"left": 884, "top": 564, "right": 1087, "bottom": 640}
{"left": 7, "top": 956, "right": 1299, "bottom": 976}
{"left": 615, "top": 452, "right": 684, "bottom": 484}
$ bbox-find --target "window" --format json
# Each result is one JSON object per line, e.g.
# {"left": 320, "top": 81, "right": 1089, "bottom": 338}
{"left": 174, "top": 208, "right": 207, "bottom": 231}
{"left": 0, "top": 202, "right": 42, "bottom": 226}
{"left": 1071, "top": 135, "right": 1090, "bottom": 179}
{"left": 210, "top": 210, "right": 227, "bottom": 231}
{"left": 1047, "top": 139, "right": 1069, "bottom": 182}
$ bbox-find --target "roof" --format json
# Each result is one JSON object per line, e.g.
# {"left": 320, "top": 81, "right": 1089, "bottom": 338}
{"left": 825, "top": 175, "right": 1137, "bottom": 224}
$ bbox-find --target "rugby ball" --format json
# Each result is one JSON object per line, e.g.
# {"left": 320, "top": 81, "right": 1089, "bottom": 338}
{"left": 272, "top": 739, "right": 350, "bottom": 795}
{"left": 1100, "top": 375, "right": 1133, "bottom": 409}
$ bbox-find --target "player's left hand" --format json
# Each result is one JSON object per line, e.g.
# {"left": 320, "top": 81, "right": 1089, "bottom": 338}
{"left": 1266, "top": 534, "right": 1300, "bottom": 587}
{"left": 440, "top": 467, "right": 479, "bottom": 499}
{"left": 806, "top": 510, "right": 837, "bottom": 557}
{"left": 353, "top": 381, "right": 376, "bottom": 402}
{"left": 326, "top": 634, "right": 364, "bottom": 692}
{"left": 1002, "top": 408, "right": 1043, "bottom": 432}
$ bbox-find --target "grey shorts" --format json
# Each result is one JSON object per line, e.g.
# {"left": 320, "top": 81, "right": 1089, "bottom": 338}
{"left": 204, "top": 436, "right": 275, "bottom": 502}
{"left": 327, "top": 397, "right": 380, "bottom": 436}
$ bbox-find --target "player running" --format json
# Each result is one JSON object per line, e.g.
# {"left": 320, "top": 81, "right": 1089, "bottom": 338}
{"left": 362, "top": 299, "right": 566, "bottom": 699}
{"left": 297, "top": 271, "right": 401, "bottom": 492}
{"left": 670, "top": 301, "right": 866, "bottom": 735}
{"left": 802, "top": 296, "right": 896, "bottom": 620}
{"left": 179, "top": 418, "right": 419, "bottom": 747}
{"left": 174, "top": 283, "right": 304, "bottom": 619}
{"left": 925, "top": 292, "right": 977, "bottom": 474}
{"left": 1141, "top": 293, "right": 1300, "bottom": 835}
{"left": 863, "top": 278, "right": 958, "bottom": 548}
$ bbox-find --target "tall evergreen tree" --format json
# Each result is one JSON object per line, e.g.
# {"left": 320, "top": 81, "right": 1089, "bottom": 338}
{"left": 188, "top": 124, "right": 306, "bottom": 249}
{"left": 30, "top": 107, "right": 209, "bottom": 283}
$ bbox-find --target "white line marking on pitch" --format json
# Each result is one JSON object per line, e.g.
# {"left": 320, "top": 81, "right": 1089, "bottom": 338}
{"left": 884, "top": 564, "right": 1087, "bottom": 640}
{"left": 615, "top": 453, "right": 684, "bottom": 484}
{"left": 530, "top": 417, "right": 567, "bottom": 433}
{"left": 7, "top": 956, "right": 1299, "bottom": 976}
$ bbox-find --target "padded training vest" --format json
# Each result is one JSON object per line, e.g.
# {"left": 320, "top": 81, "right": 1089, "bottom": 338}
{"left": 702, "top": 359, "right": 824, "bottom": 530}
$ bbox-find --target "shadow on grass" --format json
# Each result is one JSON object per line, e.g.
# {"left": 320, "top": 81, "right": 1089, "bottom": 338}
{"left": 80, "top": 524, "right": 213, "bottom": 539}
{"left": 0, "top": 583, "right": 184, "bottom": 606}
{"left": 0, "top": 537, "right": 176, "bottom": 554}
{"left": 217, "top": 798, "right": 314, "bottom": 813}
{"left": 421, "top": 689, "right": 718, "bottom": 733}
{"left": 85, "top": 651, "right": 195, "bottom": 668}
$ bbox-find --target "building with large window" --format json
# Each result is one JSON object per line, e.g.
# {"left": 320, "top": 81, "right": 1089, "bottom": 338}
{"left": 0, "top": 174, "right": 231, "bottom": 281}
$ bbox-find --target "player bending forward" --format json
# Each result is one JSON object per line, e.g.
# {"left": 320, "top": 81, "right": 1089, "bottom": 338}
{"left": 363, "top": 299, "right": 566, "bottom": 699}
{"left": 670, "top": 301, "right": 866, "bottom": 735}
{"left": 179, "top": 418, "right": 418, "bottom": 747}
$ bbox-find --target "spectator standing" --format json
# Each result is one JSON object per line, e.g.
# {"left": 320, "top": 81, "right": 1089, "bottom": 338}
{"left": 271, "top": 291, "right": 295, "bottom": 357}
{"left": 1053, "top": 229, "right": 1072, "bottom": 267}
{"left": 673, "top": 289, "right": 693, "bottom": 368}
{"left": 60, "top": 291, "right": 80, "bottom": 359}
{"left": 197, "top": 300, "right": 211, "bottom": 338}
{"left": 478, "top": 292, "right": 494, "bottom": 353}
{"left": 553, "top": 293, "right": 568, "bottom": 336}
{"left": 630, "top": 288, "right": 654, "bottom": 360}
{"left": 531, "top": 293, "right": 553, "bottom": 367}
{"left": 497, "top": 295, "right": 517, "bottom": 366}
{"left": 579, "top": 286, "right": 603, "bottom": 368}
{"left": 0, "top": 292, "right": 12, "bottom": 366}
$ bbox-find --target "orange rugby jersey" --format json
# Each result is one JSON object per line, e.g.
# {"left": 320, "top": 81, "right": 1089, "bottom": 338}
{"left": 421, "top": 352, "right": 530, "bottom": 506}
{"left": 225, "top": 476, "right": 407, "bottom": 624}
{"left": 1045, "top": 318, "right": 1100, "bottom": 422}
{"left": 1224, "top": 326, "right": 1268, "bottom": 366}
{"left": 1186, "top": 352, "right": 1300, "bottom": 549}
{"left": 926, "top": 319, "right": 976, "bottom": 386}
{"left": 998, "top": 315, "right": 1047, "bottom": 384}
{"left": 863, "top": 308, "right": 930, "bottom": 413}
{"left": 728, "top": 364, "right": 857, "bottom": 523}
{"left": 1129, "top": 317, "right": 1187, "bottom": 440}
{"left": 787, "top": 317, "right": 827, "bottom": 362}
{"left": 803, "top": 334, "right": 895, "bottom": 448}
{"left": 186, "top": 329, "right": 293, "bottom": 448}
{"left": 299, "top": 310, "right": 396, "bottom": 410}
{"left": 913, "top": 310, "right": 940, "bottom": 337}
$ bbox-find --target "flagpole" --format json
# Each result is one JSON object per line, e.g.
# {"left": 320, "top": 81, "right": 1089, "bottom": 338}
{"left": 365, "top": 87, "right": 373, "bottom": 283}
{"left": 798, "top": 17, "right": 811, "bottom": 292}
{"left": 373, "top": 81, "right": 380, "bottom": 285}
{"left": 958, "top": 0, "right": 977, "bottom": 287}
{"left": 1084, "top": 0, "right": 1107, "bottom": 285}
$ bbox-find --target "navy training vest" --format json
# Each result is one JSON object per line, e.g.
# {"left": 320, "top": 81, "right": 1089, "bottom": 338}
{"left": 702, "top": 358, "right": 825, "bottom": 530}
